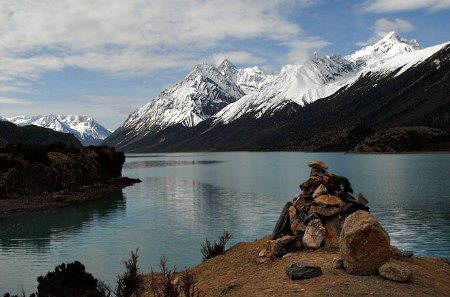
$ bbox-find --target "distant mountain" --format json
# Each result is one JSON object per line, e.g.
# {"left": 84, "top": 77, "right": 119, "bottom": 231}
{"left": 7, "top": 115, "right": 111, "bottom": 146}
{"left": 104, "top": 62, "right": 245, "bottom": 149}
{"left": 0, "top": 121, "right": 82, "bottom": 148}
{"left": 104, "top": 32, "right": 450, "bottom": 152}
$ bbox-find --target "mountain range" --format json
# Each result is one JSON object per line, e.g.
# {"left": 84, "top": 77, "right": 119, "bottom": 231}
{"left": 103, "top": 31, "right": 450, "bottom": 152}
{"left": 4, "top": 115, "right": 111, "bottom": 146}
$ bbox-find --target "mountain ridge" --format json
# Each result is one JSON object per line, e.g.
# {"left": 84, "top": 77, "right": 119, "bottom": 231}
{"left": 6, "top": 114, "right": 111, "bottom": 146}
{"left": 104, "top": 32, "right": 450, "bottom": 152}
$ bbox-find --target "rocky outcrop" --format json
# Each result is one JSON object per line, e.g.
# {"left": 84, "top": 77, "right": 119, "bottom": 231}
{"left": 339, "top": 210, "right": 391, "bottom": 275}
{"left": 0, "top": 145, "right": 125, "bottom": 200}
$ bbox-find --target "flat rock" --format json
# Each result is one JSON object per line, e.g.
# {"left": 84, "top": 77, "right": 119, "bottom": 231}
{"left": 286, "top": 262, "right": 322, "bottom": 280}
{"left": 263, "top": 235, "right": 299, "bottom": 257}
{"left": 379, "top": 262, "right": 412, "bottom": 282}
{"left": 308, "top": 160, "right": 328, "bottom": 170}
{"left": 314, "top": 194, "right": 344, "bottom": 208}
{"left": 309, "top": 205, "right": 341, "bottom": 217}
{"left": 313, "top": 184, "right": 327, "bottom": 199}
{"left": 339, "top": 211, "right": 390, "bottom": 275}
{"left": 302, "top": 219, "right": 326, "bottom": 248}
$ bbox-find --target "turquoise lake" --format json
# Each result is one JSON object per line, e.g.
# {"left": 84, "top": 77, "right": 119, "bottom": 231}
{"left": 1, "top": 152, "right": 449, "bottom": 293}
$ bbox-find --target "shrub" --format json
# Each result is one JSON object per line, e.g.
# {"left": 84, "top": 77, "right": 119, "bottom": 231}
{"left": 115, "top": 249, "right": 144, "bottom": 297}
{"left": 36, "top": 261, "right": 105, "bottom": 297}
{"left": 200, "top": 231, "right": 232, "bottom": 261}
{"left": 149, "top": 256, "right": 201, "bottom": 297}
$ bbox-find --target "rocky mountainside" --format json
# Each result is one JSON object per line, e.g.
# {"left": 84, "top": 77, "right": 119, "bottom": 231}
{"left": 104, "top": 62, "right": 245, "bottom": 150}
{"left": 0, "top": 121, "right": 82, "bottom": 149}
{"left": 104, "top": 32, "right": 450, "bottom": 152}
{"left": 7, "top": 114, "right": 111, "bottom": 146}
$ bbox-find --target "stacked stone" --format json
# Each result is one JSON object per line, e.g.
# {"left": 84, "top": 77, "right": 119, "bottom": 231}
{"left": 269, "top": 160, "right": 369, "bottom": 253}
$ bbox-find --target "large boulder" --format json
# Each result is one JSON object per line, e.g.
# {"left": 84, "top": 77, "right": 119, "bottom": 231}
{"left": 339, "top": 211, "right": 390, "bottom": 275}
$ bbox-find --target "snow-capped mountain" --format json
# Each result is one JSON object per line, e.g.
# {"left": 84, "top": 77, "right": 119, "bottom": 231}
{"left": 218, "top": 59, "right": 274, "bottom": 94}
{"left": 7, "top": 115, "right": 111, "bottom": 146}
{"left": 214, "top": 54, "right": 358, "bottom": 124}
{"left": 212, "top": 32, "right": 438, "bottom": 125}
{"left": 346, "top": 31, "right": 421, "bottom": 65}
{"left": 104, "top": 32, "right": 450, "bottom": 152}
{"left": 105, "top": 62, "right": 245, "bottom": 148}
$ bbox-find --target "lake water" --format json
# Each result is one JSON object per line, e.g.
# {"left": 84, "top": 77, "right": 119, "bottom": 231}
{"left": 1, "top": 152, "right": 450, "bottom": 293}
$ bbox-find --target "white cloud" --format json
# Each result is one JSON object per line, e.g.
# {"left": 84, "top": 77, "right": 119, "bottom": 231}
{"left": 0, "top": 96, "right": 32, "bottom": 105}
{"left": 356, "top": 18, "right": 413, "bottom": 46}
{"left": 362, "top": 0, "right": 450, "bottom": 13}
{"left": 0, "top": 0, "right": 324, "bottom": 94}
{"left": 374, "top": 18, "right": 413, "bottom": 36}
{"left": 286, "top": 38, "right": 332, "bottom": 63}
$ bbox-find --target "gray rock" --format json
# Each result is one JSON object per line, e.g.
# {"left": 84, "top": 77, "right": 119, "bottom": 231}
{"left": 286, "top": 262, "right": 322, "bottom": 280}
{"left": 332, "top": 257, "right": 343, "bottom": 269}
{"left": 339, "top": 211, "right": 390, "bottom": 275}
{"left": 302, "top": 219, "right": 326, "bottom": 248}
{"left": 379, "top": 262, "right": 412, "bottom": 282}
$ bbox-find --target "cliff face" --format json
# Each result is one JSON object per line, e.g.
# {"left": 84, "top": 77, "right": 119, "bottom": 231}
{"left": 0, "top": 145, "right": 125, "bottom": 199}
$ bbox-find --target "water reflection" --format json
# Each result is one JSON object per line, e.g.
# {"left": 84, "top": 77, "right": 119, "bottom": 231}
{"left": 0, "top": 191, "right": 126, "bottom": 251}
{"left": 124, "top": 160, "right": 224, "bottom": 169}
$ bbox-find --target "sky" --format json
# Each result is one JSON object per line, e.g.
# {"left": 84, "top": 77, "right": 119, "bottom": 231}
{"left": 0, "top": 0, "right": 449, "bottom": 130}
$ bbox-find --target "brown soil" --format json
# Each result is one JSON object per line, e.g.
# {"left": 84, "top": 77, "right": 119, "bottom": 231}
{"left": 143, "top": 236, "right": 450, "bottom": 297}
{"left": 0, "top": 177, "right": 140, "bottom": 215}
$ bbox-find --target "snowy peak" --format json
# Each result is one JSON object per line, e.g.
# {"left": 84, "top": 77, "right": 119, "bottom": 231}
{"left": 118, "top": 61, "right": 245, "bottom": 140}
{"left": 218, "top": 59, "right": 238, "bottom": 82}
{"left": 348, "top": 31, "right": 422, "bottom": 63}
{"left": 7, "top": 115, "right": 111, "bottom": 146}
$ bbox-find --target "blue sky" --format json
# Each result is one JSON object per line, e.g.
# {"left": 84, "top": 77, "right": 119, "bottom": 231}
{"left": 0, "top": 0, "right": 449, "bottom": 130}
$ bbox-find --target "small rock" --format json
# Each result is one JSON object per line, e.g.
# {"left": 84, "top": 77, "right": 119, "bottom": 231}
{"left": 302, "top": 219, "right": 326, "bottom": 248}
{"left": 332, "top": 257, "right": 343, "bottom": 269}
{"left": 309, "top": 205, "right": 341, "bottom": 217}
{"left": 378, "top": 262, "right": 412, "bottom": 282}
{"left": 313, "top": 184, "right": 327, "bottom": 199}
{"left": 314, "top": 194, "right": 344, "bottom": 208}
{"left": 264, "top": 235, "right": 297, "bottom": 257}
{"left": 308, "top": 160, "right": 328, "bottom": 170}
{"left": 258, "top": 249, "right": 266, "bottom": 257}
{"left": 257, "top": 257, "right": 270, "bottom": 264}
{"left": 286, "top": 262, "right": 323, "bottom": 280}
{"left": 289, "top": 206, "right": 299, "bottom": 235}
{"left": 324, "top": 214, "right": 341, "bottom": 248}
{"left": 390, "top": 246, "right": 414, "bottom": 260}
{"left": 339, "top": 211, "right": 390, "bottom": 275}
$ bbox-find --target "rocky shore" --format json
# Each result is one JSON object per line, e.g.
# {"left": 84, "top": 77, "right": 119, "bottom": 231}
{"left": 141, "top": 160, "right": 449, "bottom": 296}
{"left": 161, "top": 236, "right": 450, "bottom": 297}
{"left": 0, "top": 144, "right": 140, "bottom": 215}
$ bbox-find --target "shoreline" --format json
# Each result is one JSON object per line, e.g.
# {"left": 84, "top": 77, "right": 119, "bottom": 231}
{"left": 0, "top": 177, "right": 141, "bottom": 216}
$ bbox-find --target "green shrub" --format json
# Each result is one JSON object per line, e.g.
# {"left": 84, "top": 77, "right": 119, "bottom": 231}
{"left": 115, "top": 249, "right": 144, "bottom": 297}
{"left": 36, "top": 261, "right": 106, "bottom": 297}
{"left": 200, "top": 231, "right": 232, "bottom": 261}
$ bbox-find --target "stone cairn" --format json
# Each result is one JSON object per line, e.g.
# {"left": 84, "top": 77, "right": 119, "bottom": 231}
{"left": 260, "top": 160, "right": 411, "bottom": 282}
{"left": 268, "top": 160, "right": 369, "bottom": 253}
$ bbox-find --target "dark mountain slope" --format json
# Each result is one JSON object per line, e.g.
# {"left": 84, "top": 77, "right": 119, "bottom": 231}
{"left": 0, "top": 121, "right": 83, "bottom": 148}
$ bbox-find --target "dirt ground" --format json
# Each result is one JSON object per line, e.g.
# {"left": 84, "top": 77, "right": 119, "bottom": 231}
{"left": 143, "top": 236, "right": 450, "bottom": 297}
{"left": 0, "top": 177, "right": 139, "bottom": 215}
